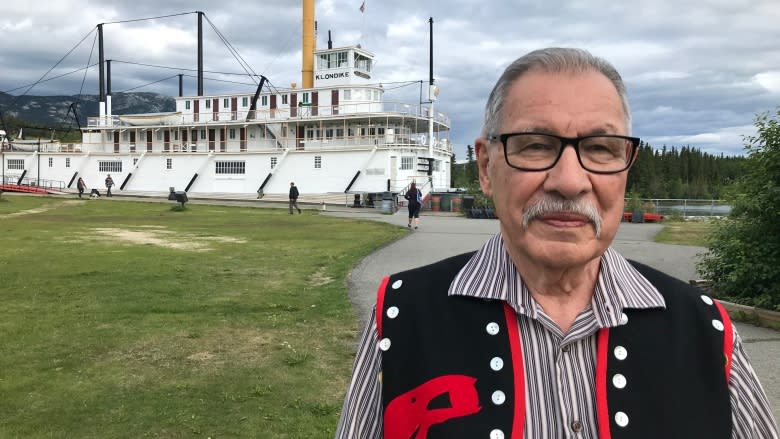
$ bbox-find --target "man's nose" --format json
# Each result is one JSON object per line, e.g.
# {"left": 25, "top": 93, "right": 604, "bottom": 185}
{"left": 542, "top": 145, "right": 592, "bottom": 198}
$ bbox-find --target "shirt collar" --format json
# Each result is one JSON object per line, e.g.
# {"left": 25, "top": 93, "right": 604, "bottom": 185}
{"left": 448, "top": 232, "right": 666, "bottom": 327}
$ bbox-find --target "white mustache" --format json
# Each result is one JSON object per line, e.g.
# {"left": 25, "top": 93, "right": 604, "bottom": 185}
{"left": 522, "top": 197, "right": 603, "bottom": 237}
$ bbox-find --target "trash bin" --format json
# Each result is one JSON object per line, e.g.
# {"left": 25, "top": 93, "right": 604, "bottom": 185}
{"left": 430, "top": 194, "right": 441, "bottom": 211}
{"left": 632, "top": 210, "right": 644, "bottom": 223}
{"left": 450, "top": 196, "right": 463, "bottom": 213}
{"left": 440, "top": 194, "right": 452, "bottom": 212}
{"left": 380, "top": 199, "right": 393, "bottom": 213}
{"left": 462, "top": 196, "right": 475, "bottom": 211}
{"left": 353, "top": 193, "right": 361, "bottom": 207}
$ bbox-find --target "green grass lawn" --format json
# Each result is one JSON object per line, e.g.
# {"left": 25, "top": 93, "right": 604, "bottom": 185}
{"left": 653, "top": 219, "right": 715, "bottom": 247}
{"left": 0, "top": 195, "right": 406, "bottom": 438}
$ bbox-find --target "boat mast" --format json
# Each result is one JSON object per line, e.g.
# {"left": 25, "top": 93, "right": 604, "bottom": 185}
{"left": 98, "top": 23, "right": 106, "bottom": 125}
{"left": 198, "top": 11, "right": 204, "bottom": 96}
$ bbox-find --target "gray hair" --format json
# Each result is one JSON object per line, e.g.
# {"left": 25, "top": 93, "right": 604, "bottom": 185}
{"left": 480, "top": 48, "right": 632, "bottom": 138}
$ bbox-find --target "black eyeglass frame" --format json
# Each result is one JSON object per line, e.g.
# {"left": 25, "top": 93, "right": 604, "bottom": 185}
{"left": 487, "top": 132, "right": 641, "bottom": 174}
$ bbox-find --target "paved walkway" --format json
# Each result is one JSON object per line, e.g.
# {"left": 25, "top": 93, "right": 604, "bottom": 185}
{"left": 326, "top": 209, "right": 780, "bottom": 423}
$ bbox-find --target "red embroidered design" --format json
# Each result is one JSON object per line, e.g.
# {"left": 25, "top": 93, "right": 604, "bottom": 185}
{"left": 385, "top": 374, "right": 481, "bottom": 439}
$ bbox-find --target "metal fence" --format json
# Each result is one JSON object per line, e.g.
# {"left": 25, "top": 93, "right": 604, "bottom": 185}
{"left": 630, "top": 199, "right": 732, "bottom": 218}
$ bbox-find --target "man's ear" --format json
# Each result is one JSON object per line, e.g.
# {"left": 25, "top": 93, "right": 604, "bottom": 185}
{"left": 475, "top": 138, "right": 493, "bottom": 197}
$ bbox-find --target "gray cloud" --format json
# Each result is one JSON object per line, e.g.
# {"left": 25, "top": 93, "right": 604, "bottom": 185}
{"left": 1, "top": 0, "right": 778, "bottom": 159}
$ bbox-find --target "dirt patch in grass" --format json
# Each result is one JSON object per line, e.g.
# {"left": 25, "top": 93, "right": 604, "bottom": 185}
{"left": 85, "top": 227, "right": 246, "bottom": 252}
{"left": 308, "top": 266, "right": 333, "bottom": 286}
{"left": 0, "top": 200, "right": 85, "bottom": 218}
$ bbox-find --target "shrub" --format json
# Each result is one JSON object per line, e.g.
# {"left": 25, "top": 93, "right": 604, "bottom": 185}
{"left": 697, "top": 109, "right": 780, "bottom": 311}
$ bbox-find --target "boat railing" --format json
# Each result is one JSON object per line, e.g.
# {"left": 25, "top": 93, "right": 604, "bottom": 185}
{"left": 3, "top": 174, "right": 65, "bottom": 191}
{"left": 86, "top": 101, "right": 450, "bottom": 128}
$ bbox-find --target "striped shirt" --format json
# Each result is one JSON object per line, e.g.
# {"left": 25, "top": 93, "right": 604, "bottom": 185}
{"left": 335, "top": 233, "right": 779, "bottom": 438}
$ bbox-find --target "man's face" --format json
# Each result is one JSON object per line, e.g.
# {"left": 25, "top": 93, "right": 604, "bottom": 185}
{"left": 476, "top": 69, "right": 631, "bottom": 270}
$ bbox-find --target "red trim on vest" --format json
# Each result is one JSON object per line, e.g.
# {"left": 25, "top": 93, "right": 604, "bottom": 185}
{"left": 595, "top": 328, "right": 612, "bottom": 439}
{"left": 503, "top": 303, "right": 525, "bottom": 437}
{"left": 376, "top": 276, "right": 390, "bottom": 339}
{"left": 714, "top": 301, "right": 734, "bottom": 383}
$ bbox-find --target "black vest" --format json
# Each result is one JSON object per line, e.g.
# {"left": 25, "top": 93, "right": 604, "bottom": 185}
{"left": 379, "top": 252, "right": 732, "bottom": 439}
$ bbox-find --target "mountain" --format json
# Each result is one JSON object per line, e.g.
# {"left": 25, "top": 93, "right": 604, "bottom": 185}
{"left": 0, "top": 92, "right": 175, "bottom": 129}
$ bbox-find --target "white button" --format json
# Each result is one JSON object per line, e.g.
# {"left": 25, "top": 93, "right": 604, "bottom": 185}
{"left": 387, "top": 306, "right": 399, "bottom": 319}
{"left": 701, "top": 295, "right": 714, "bottom": 305}
{"left": 391, "top": 279, "right": 403, "bottom": 289}
{"left": 489, "top": 429, "right": 504, "bottom": 439}
{"left": 491, "top": 390, "right": 506, "bottom": 405}
{"left": 379, "top": 338, "right": 391, "bottom": 351}
{"left": 614, "top": 346, "right": 628, "bottom": 361}
{"left": 612, "top": 373, "right": 627, "bottom": 389}
{"left": 619, "top": 313, "right": 629, "bottom": 325}
{"left": 486, "top": 322, "right": 500, "bottom": 335}
{"left": 490, "top": 357, "right": 504, "bottom": 371}
{"left": 615, "top": 411, "right": 629, "bottom": 427}
{"left": 712, "top": 319, "right": 724, "bottom": 331}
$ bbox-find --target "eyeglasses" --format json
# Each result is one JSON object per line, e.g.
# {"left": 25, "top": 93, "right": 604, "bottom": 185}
{"left": 488, "top": 132, "right": 640, "bottom": 174}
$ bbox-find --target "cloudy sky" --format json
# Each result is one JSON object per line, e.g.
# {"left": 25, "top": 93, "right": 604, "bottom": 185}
{"left": 1, "top": 0, "right": 778, "bottom": 159}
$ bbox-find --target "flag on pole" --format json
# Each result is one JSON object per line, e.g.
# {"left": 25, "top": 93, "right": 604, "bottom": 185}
{"left": 359, "top": 1, "right": 366, "bottom": 13}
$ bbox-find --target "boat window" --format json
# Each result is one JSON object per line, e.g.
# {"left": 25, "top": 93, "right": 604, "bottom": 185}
{"left": 201, "top": 130, "right": 206, "bottom": 140}
{"left": 157, "top": 131, "right": 163, "bottom": 141}
{"left": 314, "top": 156, "right": 322, "bottom": 169}
{"left": 205, "top": 100, "right": 211, "bottom": 109}
{"left": 173, "top": 131, "right": 178, "bottom": 141}
{"left": 215, "top": 160, "right": 246, "bottom": 175}
{"left": 282, "top": 94, "right": 288, "bottom": 105}
{"left": 185, "top": 100, "right": 191, "bottom": 110}
{"left": 336, "top": 128, "right": 344, "bottom": 137}
{"left": 261, "top": 96, "right": 268, "bottom": 106}
{"left": 98, "top": 161, "right": 123, "bottom": 173}
{"left": 325, "top": 128, "right": 334, "bottom": 139}
{"left": 66, "top": 158, "right": 71, "bottom": 168}
{"left": 271, "top": 157, "right": 277, "bottom": 169}
{"left": 223, "top": 98, "right": 229, "bottom": 108}
{"left": 338, "top": 51, "right": 348, "bottom": 67}
{"left": 166, "top": 158, "right": 173, "bottom": 170}
{"left": 242, "top": 97, "right": 249, "bottom": 107}
{"left": 344, "top": 90, "right": 351, "bottom": 100}
{"left": 122, "top": 131, "right": 129, "bottom": 141}
{"left": 354, "top": 53, "right": 372, "bottom": 72}
{"left": 229, "top": 129, "right": 236, "bottom": 140}
{"left": 302, "top": 93, "right": 310, "bottom": 104}
{"left": 400, "top": 156, "right": 414, "bottom": 170}
{"left": 49, "top": 157, "right": 54, "bottom": 168}
{"left": 7, "top": 159, "right": 24, "bottom": 170}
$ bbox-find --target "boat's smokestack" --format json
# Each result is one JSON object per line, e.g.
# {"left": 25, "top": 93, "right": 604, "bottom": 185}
{"left": 302, "top": 0, "right": 315, "bottom": 89}
{"left": 328, "top": 30, "right": 332, "bottom": 49}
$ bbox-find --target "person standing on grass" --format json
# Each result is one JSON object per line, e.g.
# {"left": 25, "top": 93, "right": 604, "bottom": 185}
{"left": 289, "top": 181, "right": 301, "bottom": 214}
{"left": 76, "top": 177, "right": 86, "bottom": 199}
{"left": 105, "top": 174, "right": 114, "bottom": 197}
{"left": 404, "top": 182, "right": 422, "bottom": 229}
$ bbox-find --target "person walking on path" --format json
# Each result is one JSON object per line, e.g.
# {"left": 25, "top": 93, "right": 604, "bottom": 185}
{"left": 289, "top": 182, "right": 301, "bottom": 214}
{"left": 336, "top": 47, "right": 778, "bottom": 438}
{"left": 76, "top": 177, "right": 87, "bottom": 199}
{"left": 105, "top": 174, "right": 114, "bottom": 197}
{"left": 404, "top": 182, "right": 422, "bottom": 229}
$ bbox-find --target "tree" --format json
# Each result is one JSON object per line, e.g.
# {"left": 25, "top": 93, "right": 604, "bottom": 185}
{"left": 697, "top": 109, "right": 780, "bottom": 311}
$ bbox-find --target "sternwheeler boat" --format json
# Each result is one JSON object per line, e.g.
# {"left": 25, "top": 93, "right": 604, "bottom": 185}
{"left": 1, "top": 0, "right": 452, "bottom": 205}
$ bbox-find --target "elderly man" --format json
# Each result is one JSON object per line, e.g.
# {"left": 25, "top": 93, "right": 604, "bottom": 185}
{"left": 335, "top": 48, "right": 778, "bottom": 438}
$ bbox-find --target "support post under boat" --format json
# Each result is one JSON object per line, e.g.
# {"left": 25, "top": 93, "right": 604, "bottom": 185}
{"left": 17, "top": 170, "right": 27, "bottom": 186}
{"left": 344, "top": 170, "right": 361, "bottom": 193}
{"left": 68, "top": 172, "right": 78, "bottom": 188}
{"left": 185, "top": 173, "right": 198, "bottom": 192}
{"left": 120, "top": 173, "right": 132, "bottom": 190}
